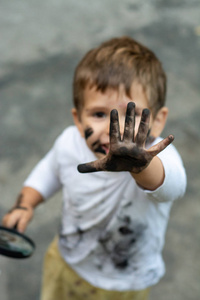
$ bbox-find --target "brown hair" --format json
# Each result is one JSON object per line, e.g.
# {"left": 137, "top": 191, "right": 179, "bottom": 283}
{"left": 73, "top": 36, "right": 167, "bottom": 117}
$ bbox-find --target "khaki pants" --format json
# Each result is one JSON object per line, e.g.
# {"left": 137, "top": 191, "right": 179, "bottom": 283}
{"left": 40, "top": 237, "right": 150, "bottom": 300}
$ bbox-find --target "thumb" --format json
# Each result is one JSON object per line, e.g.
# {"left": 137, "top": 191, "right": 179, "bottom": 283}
{"left": 78, "top": 158, "right": 107, "bottom": 173}
{"left": 78, "top": 162, "right": 99, "bottom": 173}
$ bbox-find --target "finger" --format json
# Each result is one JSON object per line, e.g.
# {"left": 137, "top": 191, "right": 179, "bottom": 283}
{"left": 123, "top": 102, "right": 135, "bottom": 142}
{"left": 17, "top": 216, "right": 30, "bottom": 233}
{"left": 147, "top": 135, "right": 174, "bottom": 157}
{"left": 78, "top": 162, "right": 100, "bottom": 173}
{"left": 77, "top": 157, "right": 107, "bottom": 173}
{"left": 110, "top": 109, "right": 121, "bottom": 144}
{"left": 135, "top": 109, "right": 150, "bottom": 147}
{"left": 2, "top": 212, "right": 20, "bottom": 229}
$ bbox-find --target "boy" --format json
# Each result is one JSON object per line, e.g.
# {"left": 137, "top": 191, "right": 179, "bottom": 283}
{"left": 3, "top": 36, "right": 186, "bottom": 300}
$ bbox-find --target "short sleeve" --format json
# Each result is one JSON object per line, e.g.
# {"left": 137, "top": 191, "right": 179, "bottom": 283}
{"left": 145, "top": 140, "right": 187, "bottom": 202}
{"left": 23, "top": 147, "right": 62, "bottom": 199}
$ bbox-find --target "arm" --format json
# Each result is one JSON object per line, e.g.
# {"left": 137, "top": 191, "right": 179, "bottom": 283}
{"left": 78, "top": 102, "right": 174, "bottom": 191}
{"left": 131, "top": 156, "right": 165, "bottom": 190}
{"left": 2, "top": 186, "right": 43, "bottom": 233}
{"left": 3, "top": 144, "right": 62, "bottom": 233}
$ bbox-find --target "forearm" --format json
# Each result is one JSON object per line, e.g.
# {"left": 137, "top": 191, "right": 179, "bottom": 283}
{"left": 131, "top": 156, "right": 165, "bottom": 191}
{"left": 13, "top": 186, "right": 44, "bottom": 209}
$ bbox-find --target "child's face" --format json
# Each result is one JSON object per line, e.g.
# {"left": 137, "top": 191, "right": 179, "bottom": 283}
{"left": 72, "top": 83, "right": 159, "bottom": 159}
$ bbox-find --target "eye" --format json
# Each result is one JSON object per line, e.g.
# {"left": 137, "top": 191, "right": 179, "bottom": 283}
{"left": 93, "top": 112, "right": 106, "bottom": 118}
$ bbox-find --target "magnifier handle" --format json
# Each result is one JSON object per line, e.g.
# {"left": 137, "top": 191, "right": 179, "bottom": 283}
{"left": 13, "top": 224, "right": 18, "bottom": 231}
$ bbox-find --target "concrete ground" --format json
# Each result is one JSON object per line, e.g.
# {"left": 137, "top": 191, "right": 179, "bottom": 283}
{"left": 0, "top": 0, "right": 200, "bottom": 299}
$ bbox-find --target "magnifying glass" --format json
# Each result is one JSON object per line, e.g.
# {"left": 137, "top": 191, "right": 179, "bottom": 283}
{"left": 0, "top": 226, "right": 35, "bottom": 259}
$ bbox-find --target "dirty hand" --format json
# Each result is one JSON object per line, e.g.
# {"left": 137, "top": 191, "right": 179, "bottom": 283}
{"left": 78, "top": 102, "right": 174, "bottom": 173}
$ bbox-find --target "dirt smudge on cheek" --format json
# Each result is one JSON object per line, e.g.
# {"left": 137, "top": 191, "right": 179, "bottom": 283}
{"left": 84, "top": 127, "right": 93, "bottom": 139}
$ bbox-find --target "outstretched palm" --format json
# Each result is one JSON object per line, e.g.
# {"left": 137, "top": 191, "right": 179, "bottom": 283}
{"left": 78, "top": 102, "right": 174, "bottom": 173}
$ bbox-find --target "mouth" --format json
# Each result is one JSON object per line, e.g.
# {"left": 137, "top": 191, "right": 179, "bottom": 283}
{"left": 93, "top": 142, "right": 109, "bottom": 155}
{"left": 101, "top": 144, "right": 110, "bottom": 154}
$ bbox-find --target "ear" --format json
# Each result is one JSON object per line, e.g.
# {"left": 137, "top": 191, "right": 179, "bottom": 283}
{"left": 71, "top": 108, "right": 84, "bottom": 138}
{"left": 150, "top": 106, "right": 168, "bottom": 138}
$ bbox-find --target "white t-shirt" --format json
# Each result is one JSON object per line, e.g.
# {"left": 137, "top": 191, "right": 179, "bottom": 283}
{"left": 24, "top": 126, "right": 186, "bottom": 291}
